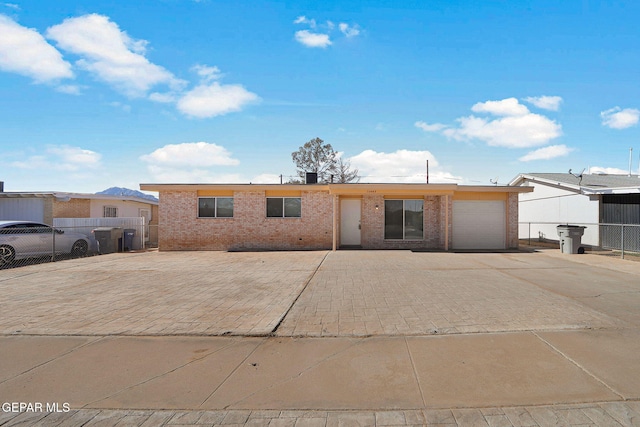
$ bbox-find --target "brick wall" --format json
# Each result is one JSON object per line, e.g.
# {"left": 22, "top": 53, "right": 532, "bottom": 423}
{"left": 158, "top": 189, "right": 520, "bottom": 251}
{"left": 158, "top": 190, "right": 333, "bottom": 251}
{"left": 507, "top": 192, "right": 519, "bottom": 249}
{"left": 360, "top": 195, "right": 446, "bottom": 250}
{"left": 52, "top": 198, "right": 91, "bottom": 219}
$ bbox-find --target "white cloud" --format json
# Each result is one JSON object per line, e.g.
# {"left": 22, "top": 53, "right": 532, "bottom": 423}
{"left": 294, "top": 16, "right": 360, "bottom": 48}
{"left": 3, "top": 3, "right": 20, "bottom": 11}
{"left": 471, "top": 97, "right": 529, "bottom": 116}
{"left": 348, "top": 149, "right": 462, "bottom": 183}
{"left": 141, "top": 143, "right": 244, "bottom": 182}
{"left": 48, "top": 145, "right": 101, "bottom": 166}
{"left": 148, "top": 92, "right": 176, "bottom": 103}
{"left": 11, "top": 145, "right": 101, "bottom": 171}
{"left": 294, "top": 30, "right": 331, "bottom": 48}
{"left": 414, "top": 121, "right": 447, "bottom": 132}
{"left": 518, "top": 144, "right": 574, "bottom": 162}
{"left": 145, "top": 166, "right": 243, "bottom": 183}
{"left": 191, "top": 64, "right": 223, "bottom": 82}
{"left": 46, "top": 14, "right": 185, "bottom": 97}
{"left": 141, "top": 142, "right": 239, "bottom": 169}
{"left": 339, "top": 23, "right": 360, "bottom": 38}
{"left": 176, "top": 82, "right": 259, "bottom": 118}
{"left": 601, "top": 107, "right": 640, "bottom": 129}
{"left": 294, "top": 16, "right": 316, "bottom": 28}
{"left": 588, "top": 166, "right": 630, "bottom": 175}
{"left": 523, "top": 95, "right": 563, "bottom": 111}
{"left": 417, "top": 98, "right": 562, "bottom": 148}
{"left": 0, "top": 14, "right": 73, "bottom": 83}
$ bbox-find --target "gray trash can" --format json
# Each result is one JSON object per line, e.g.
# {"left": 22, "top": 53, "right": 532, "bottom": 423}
{"left": 123, "top": 229, "right": 136, "bottom": 251}
{"left": 557, "top": 225, "right": 586, "bottom": 254}
{"left": 92, "top": 227, "right": 123, "bottom": 254}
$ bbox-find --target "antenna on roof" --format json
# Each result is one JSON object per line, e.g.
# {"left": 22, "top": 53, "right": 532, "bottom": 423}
{"left": 569, "top": 168, "right": 585, "bottom": 186}
{"left": 489, "top": 177, "right": 499, "bottom": 185}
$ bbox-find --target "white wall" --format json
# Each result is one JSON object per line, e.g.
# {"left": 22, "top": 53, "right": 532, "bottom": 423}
{"left": 89, "top": 199, "right": 154, "bottom": 219}
{"left": 518, "top": 180, "right": 601, "bottom": 246}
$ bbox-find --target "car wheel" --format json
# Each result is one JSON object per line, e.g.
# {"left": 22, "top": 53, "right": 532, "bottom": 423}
{"left": 0, "top": 245, "right": 15, "bottom": 265}
{"left": 71, "top": 240, "right": 88, "bottom": 256}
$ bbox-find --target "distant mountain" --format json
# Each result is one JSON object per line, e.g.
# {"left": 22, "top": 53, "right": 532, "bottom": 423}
{"left": 96, "top": 187, "right": 158, "bottom": 202}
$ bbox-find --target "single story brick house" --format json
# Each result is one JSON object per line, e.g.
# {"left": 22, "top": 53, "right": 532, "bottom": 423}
{"left": 140, "top": 182, "right": 532, "bottom": 251}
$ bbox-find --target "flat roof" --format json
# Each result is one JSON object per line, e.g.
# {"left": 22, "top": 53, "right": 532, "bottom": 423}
{"left": 140, "top": 182, "right": 533, "bottom": 194}
{"left": 0, "top": 191, "right": 158, "bottom": 205}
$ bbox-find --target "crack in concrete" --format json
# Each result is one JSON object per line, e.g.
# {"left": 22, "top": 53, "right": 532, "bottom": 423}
{"left": 84, "top": 338, "right": 245, "bottom": 408}
{"left": 270, "top": 251, "right": 330, "bottom": 335}
{"left": 0, "top": 336, "right": 105, "bottom": 385}
{"left": 404, "top": 337, "right": 427, "bottom": 407}
{"left": 531, "top": 331, "right": 626, "bottom": 401}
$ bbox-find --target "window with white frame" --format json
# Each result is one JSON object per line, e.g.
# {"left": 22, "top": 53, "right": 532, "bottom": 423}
{"left": 266, "top": 197, "right": 301, "bottom": 218}
{"left": 198, "top": 197, "right": 234, "bottom": 218}
{"left": 384, "top": 199, "right": 423, "bottom": 240}
{"left": 103, "top": 206, "right": 118, "bottom": 218}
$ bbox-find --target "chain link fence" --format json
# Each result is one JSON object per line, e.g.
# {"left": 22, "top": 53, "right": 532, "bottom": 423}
{"left": 519, "top": 221, "right": 640, "bottom": 259}
{"left": 0, "top": 223, "right": 157, "bottom": 269}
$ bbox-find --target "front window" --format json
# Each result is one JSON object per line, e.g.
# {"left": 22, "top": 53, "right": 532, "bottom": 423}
{"left": 267, "top": 197, "right": 301, "bottom": 218}
{"left": 384, "top": 199, "right": 423, "bottom": 240}
{"left": 103, "top": 206, "right": 118, "bottom": 218}
{"left": 198, "top": 197, "right": 234, "bottom": 218}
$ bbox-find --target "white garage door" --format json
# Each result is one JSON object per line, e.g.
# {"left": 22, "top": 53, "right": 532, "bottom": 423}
{"left": 0, "top": 198, "right": 45, "bottom": 222}
{"left": 452, "top": 201, "right": 506, "bottom": 250}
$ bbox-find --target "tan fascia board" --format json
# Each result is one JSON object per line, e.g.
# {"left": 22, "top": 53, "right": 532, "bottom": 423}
{"left": 328, "top": 183, "right": 457, "bottom": 196}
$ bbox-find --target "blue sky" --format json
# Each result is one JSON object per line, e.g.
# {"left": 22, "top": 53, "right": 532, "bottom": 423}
{"left": 1, "top": 0, "right": 640, "bottom": 193}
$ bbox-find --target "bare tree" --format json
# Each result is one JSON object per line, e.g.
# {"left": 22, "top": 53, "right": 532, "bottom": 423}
{"left": 334, "top": 156, "right": 360, "bottom": 183}
{"left": 291, "top": 137, "right": 359, "bottom": 183}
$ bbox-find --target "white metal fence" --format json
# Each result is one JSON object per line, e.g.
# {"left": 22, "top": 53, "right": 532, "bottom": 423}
{"left": 519, "top": 221, "right": 640, "bottom": 259}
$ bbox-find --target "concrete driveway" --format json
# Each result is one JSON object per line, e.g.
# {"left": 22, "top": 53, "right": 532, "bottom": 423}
{"left": 0, "top": 249, "right": 631, "bottom": 337}
{"left": 1, "top": 249, "right": 640, "bottom": 426}
{"left": 0, "top": 250, "right": 327, "bottom": 336}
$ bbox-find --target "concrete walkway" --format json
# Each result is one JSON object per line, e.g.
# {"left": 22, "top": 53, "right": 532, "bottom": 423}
{"left": 1, "top": 250, "right": 639, "bottom": 426}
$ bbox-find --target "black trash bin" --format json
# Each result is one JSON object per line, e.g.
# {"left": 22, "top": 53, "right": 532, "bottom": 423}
{"left": 123, "top": 229, "right": 136, "bottom": 251}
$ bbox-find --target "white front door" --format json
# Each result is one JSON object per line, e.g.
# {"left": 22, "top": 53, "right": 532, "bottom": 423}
{"left": 340, "top": 199, "right": 361, "bottom": 246}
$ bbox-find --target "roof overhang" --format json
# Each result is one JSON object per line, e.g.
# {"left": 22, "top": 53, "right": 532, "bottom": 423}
{"left": 510, "top": 173, "right": 640, "bottom": 195}
{"left": 140, "top": 182, "right": 533, "bottom": 195}
{"left": 0, "top": 191, "right": 157, "bottom": 205}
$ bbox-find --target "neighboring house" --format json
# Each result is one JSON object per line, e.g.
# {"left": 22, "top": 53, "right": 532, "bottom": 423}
{"left": 0, "top": 191, "right": 158, "bottom": 251}
{"left": 139, "top": 182, "right": 532, "bottom": 251}
{"left": 509, "top": 173, "right": 640, "bottom": 249}
{"left": 0, "top": 191, "right": 159, "bottom": 245}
